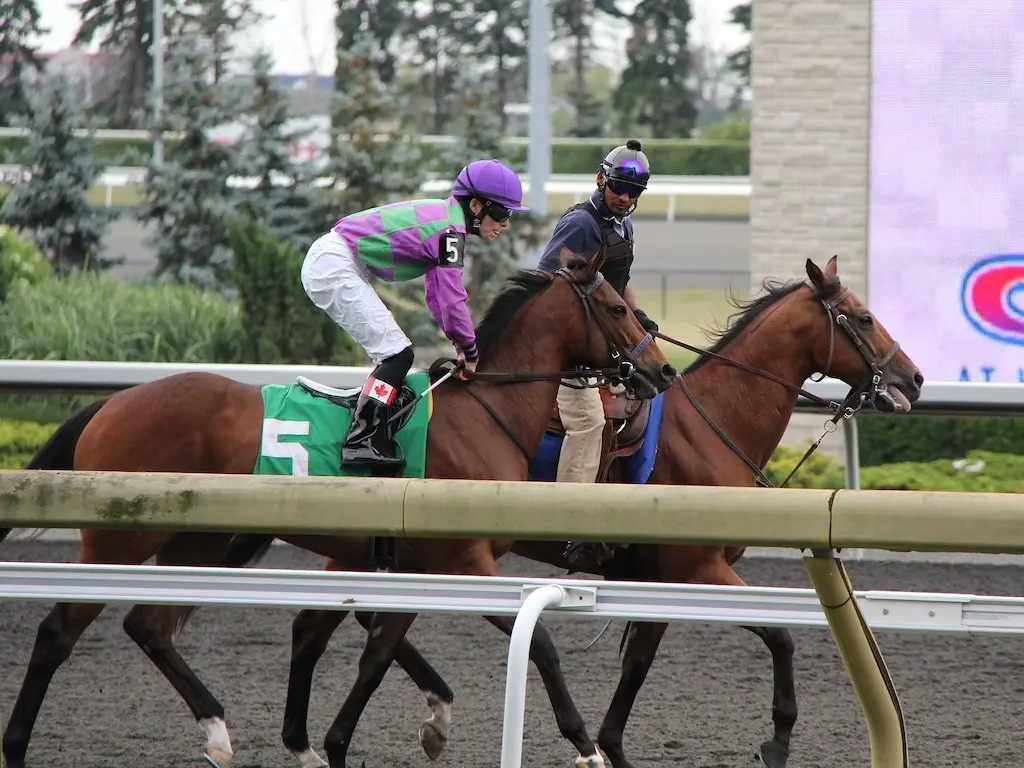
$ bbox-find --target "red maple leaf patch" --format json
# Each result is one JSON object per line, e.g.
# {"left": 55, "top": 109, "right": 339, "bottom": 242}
{"left": 374, "top": 383, "right": 389, "bottom": 398}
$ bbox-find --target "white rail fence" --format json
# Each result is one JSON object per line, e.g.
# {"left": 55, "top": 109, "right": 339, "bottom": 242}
{"left": 0, "top": 163, "right": 749, "bottom": 223}
{"left": 2, "top": 560, "right": 1023, "bottom": 768}
{"left": 3, "top": 469, "right": 1024, "bottom": 768}
{"left": 0, "top": 359, "right": 1020, "bottom": 565}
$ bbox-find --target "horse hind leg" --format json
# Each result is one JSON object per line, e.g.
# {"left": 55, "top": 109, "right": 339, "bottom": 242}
{"left": 281, "top": 607, "right": 350, "bottom": 768}
{"left": 322, "top": 611, "right": 419, "bottom": 768}
{"left": 352, "top": 610, "right": 455, "bottom": 761}
{"left": 484, "top": 612, "right": 602, "bottom": 767}
{"left": 120, "top": 533, "right": 237, "bottom": 767}
{"left": 1, "top": 600, "right": 108, "bottom": 768}
{"left": 742, "top": 625, "right": 796, "bottom": 768}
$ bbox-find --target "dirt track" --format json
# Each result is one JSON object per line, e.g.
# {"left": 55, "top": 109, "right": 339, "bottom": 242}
{"left": 2, "top": 540, "right": 1022, "bottom": 768}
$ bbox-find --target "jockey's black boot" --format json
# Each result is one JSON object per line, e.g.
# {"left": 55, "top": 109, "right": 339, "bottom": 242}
{"left": 341, "top": 394, "right": 406, "bottom": 472}
{"left": 564, "top": 540, "right": 617, "bottom": 573}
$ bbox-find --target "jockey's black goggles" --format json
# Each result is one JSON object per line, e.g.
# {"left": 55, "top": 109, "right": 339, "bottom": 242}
{"left": 481, "top": 199, "right": 513, "bottom": 222}
{"left": 606, "top": 177, "right": 646, "bottom": 199}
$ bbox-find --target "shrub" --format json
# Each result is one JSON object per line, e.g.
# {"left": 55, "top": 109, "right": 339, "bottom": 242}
{"left": 0, "top": 225, "right": 52, "bottom": 302}
{"left": 766, "top": 444, "right": 1024, "bottom": 493}
{"left": 227, "top": 216, "right": 362, "bottom": 365}
{"left": 0, "top": 270, "right": 245, "bottom": 362}
{"left": 0, "top": 420, "right": 59, "bottom": 468}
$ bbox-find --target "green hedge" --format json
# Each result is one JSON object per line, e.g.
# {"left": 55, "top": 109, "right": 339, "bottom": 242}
{"left": 857, "top": 415, "right": 1024, "bottom": 467}
{"left": 0, "top": 136, "right": 750, "bottom": 177}
{"left": 767, "top": 446, "right": 1024, "bottom": 493}
{"left": 0, "top": 420, "right": 59, "bottom": 469}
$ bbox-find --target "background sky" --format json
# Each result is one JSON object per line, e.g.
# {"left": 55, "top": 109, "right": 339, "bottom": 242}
{"left": 30, "top": 0, "right": 749, "bottom": 76}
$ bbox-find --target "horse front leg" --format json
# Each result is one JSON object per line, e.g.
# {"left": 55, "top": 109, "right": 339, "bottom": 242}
{"left": 595, "top": 620, "right": 668, "bottom": 768}
{"left": 741, "top": 624, "right": 797, "bottom": 767}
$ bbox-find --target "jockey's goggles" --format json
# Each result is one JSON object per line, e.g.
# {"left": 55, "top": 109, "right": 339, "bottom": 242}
{"left": 606, "top": 178, "right": 646, "bottom": 199}
{"left": 481, "top": 200, "right": 513, "bottom": 222}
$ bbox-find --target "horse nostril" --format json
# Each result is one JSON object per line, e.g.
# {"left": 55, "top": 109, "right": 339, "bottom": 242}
{"left": 913, "top": 371, "right": 924, "bottom": 388}
{"left": 662, "top": 364, "right": 677, "bottom": 379}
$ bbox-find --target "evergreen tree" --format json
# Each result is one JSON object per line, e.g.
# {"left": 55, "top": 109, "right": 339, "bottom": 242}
{"left": 445, "top": 68, "right": 548, "bottom": 318}
{"left": 175, "top": 0, "right": 264, "bottom": 83}
{"left": 614, "top": 0, "right": 698, "bottom": 137}
{"left": 135, "top": 32, "right": 243, "bottom": 287}
{"left": 726, "top": 2, "right": 751, "bottom": 89}
{"left": 403, "top": 0, "right": 475, "bottom": 134}
{"left": 0, "top": 74, "right": 118, "bottom": 273}
{"left": 233, "top": 50, "right": 318, "bottom": 251}
{"left": 0, "top": 0, "right": 46, "bottom": 125}
{"left": 322, "top": 35, "right": 424, "bottom": 216}
{"left": 552, "top": 0, "right": 609, "bottom": 137}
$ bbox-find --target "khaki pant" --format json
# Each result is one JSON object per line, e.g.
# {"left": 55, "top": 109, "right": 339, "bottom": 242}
{"left": 555, "top": 379, "right": 605, "bottom": 483}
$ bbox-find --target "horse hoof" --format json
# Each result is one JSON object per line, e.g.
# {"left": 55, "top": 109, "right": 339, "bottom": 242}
{"left": 418, "top": 722, "right": 447, "bottom": 760}
{"left": 290, "top": 748, "right": 329, "bottom": 768}
{"left": 203, "top": 747, "right": 234, "bottom": 768}
{"left": 575, "top": 753, "right": 606, "bottom": 768}
{"left": 754, "top": 740, "right": 789, "bottom": 768}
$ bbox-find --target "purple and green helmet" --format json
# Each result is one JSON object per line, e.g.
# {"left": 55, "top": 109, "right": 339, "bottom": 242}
{"left": 452, "top": 159, "right": 530, "bottom": 220}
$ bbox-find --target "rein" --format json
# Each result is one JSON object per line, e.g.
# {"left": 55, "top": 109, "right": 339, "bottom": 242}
{"left": 663, "top": 283, "right": 900, "bottom": 489}
{"left": 435, "top": 266, "right": 654, "bottom": 465}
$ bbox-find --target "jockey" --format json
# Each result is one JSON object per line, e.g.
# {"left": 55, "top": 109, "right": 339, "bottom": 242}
{"left": 301, "top": 158, "right": 529, "bottom": 472}
{"left": 536, "top": 139, "right": 660, "bottom": 571}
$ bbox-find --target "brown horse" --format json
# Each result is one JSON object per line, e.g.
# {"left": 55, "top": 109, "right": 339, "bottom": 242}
{"left": 0, "top": 249, "right": 677, "bottom": 768}
{"left": 262, "top": 255, "right": 923, "bottom": 768}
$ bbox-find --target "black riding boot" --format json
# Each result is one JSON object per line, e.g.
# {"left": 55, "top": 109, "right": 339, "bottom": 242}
{"left": 564, "top": 540, "right": 617, "bottom": 573}
{"left": 341, "top": 394, "right": 406, "bottom": 471}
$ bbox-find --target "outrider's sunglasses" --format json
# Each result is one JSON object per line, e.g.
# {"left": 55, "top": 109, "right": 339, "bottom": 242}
{"left": 606, "top": 178, "right": 645, "bottom": 199}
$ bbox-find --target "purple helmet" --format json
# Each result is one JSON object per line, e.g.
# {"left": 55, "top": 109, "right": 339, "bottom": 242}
{"left": 452, "top": 159, "right": 530, "bottom": 214}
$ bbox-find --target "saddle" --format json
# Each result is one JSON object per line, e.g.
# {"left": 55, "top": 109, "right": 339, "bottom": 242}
{"left": 296, "top": 375, "right": 419, "bottom": 434}
{"left": 547, "top": 382, "right": 653, "bottom": 481}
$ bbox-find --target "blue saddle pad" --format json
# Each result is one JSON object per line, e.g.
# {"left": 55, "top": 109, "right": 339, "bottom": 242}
{"left": 528, "top": 391, "right": 665, "bottom": 484}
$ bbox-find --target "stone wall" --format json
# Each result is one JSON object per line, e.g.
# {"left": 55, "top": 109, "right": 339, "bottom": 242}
{"left": 750, "top": 0, "right": 872, "bottom": 459}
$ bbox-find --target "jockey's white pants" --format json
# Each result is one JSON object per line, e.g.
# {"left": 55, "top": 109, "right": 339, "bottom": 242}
{"left": 301, "top": 230, "right": 412, "bottom": 366}
{"left": 556, "top": 379, "right": 605, "bottom": 483}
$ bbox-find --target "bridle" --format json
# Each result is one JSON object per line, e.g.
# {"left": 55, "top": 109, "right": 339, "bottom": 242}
{"left": 668, "top": 281, "right": 903, "bottom": 489}
{"left": 450, "top": 265, "right": 657, "bottom": 462}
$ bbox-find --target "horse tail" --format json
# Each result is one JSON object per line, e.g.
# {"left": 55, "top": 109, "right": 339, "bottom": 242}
{"left": 217, "top": 533, "right": 276, "bottom": 568}
{"left": 0, "top": 396, "right": 112, "bottom": 545}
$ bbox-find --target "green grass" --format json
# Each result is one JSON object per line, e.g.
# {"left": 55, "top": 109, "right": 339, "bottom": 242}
{"left": 632, "top": 287, "right": 738, "bottom": 371}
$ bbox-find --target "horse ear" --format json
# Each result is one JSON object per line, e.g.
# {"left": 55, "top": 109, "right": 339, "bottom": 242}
{"left": 588, "top": 244, "right": 607, "bottom": 275}
{"left": 823, "top": 254, "right": 839, "bottom": 282}
{"left": 558, "top": 246, "right": 575, "bottom": 268}
{"left": 805, "top": 258, "right": 825, "bottom": 288}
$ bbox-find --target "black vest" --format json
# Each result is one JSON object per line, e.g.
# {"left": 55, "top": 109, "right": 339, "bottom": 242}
{"left": 567, "top": 201, "right": 635, "bottom": 295}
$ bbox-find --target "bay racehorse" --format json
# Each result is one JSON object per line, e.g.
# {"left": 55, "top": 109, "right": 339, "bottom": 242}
{"left": 250, "top": 255, "right": 922, "bottom": 768}
{"left": 0, "top": 247, "right": 677, "bottom": 768}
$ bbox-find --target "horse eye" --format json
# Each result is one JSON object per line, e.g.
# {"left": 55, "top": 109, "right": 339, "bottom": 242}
{"left": 610, "top": 305, "right": 627, "bottom": 317}
{"left": 858, "top": 314, "right": 874, "bottom": 328}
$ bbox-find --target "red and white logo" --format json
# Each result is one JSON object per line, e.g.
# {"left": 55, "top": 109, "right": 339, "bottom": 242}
{"left": 363, "top": 376, "right": 396, "bottom": 405}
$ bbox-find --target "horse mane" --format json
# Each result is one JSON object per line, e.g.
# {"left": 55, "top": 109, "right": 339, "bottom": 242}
{"left": 685, "top": 275, "right": 841, "bottom": 373}
{"left": 472, "top": 268, "right": 558, "bottom": 357}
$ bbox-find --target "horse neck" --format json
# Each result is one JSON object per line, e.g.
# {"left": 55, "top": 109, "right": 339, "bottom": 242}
{"left": 446, "top": 293, "right": 576, "bottom": 462}
{"left": 676, "top": 294, "right": 820, "bottom": 470}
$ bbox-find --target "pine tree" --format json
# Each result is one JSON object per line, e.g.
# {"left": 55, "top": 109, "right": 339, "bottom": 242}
{"left": 135, "top": 32, "right": 244, "bottom": 287}
{"left": 0, "top": 0, "right": 46, "bottom": 125}
{"left": 445, "top": 68, "right": 547, "bottom": 318}
{"left": 233, "top": 50, "right": 318, "bottom": 251}
{"left": 614, "top": 0, "right": 698, "bottom": 137}
{"left": 322, "top": 35, "right": 424, "bottom": 216}
{"left": 0, "top": 73, "right": 118, "bottom": 273}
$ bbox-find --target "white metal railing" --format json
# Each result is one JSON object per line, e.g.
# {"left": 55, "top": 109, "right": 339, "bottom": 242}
{"left": 0, "top": 359, "right": 1013, "bottom": 487}
{"left": 0, "top": 163, "right": 749, "bottom": 223}
{"left": 1, "top": 560, "right": 1022, "bottom": 768}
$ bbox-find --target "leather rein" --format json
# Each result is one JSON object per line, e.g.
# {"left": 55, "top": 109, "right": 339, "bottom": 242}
{"left": 664, "top": 283, "right": 901, "bottom": 488}
{"left": 453, "top": 266, "right": 655, "bottom": 464}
